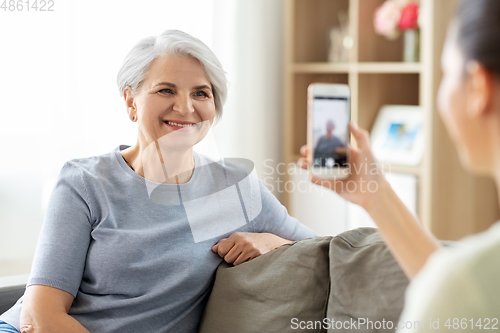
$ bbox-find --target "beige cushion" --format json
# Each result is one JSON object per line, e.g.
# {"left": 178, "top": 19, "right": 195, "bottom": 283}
{"left": 199, "top": 236, "right": 331, "bottom": 332}
{"left": 199, "top": 228, "right": 409, "bottom": 333}
{"left": 327, "top": 228, "right": 409, "bottom": 332}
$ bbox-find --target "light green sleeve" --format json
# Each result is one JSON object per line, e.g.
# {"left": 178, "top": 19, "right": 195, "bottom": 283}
{"left": 397, "top": 232, "right": 500, "bottom": 333}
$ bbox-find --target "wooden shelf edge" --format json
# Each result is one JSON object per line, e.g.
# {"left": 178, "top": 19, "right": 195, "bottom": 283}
{"left": 292, "top": 62, "right": 422, "bottom": 74}
{"left": 357, "top": 62, "right": 422, "bottom": 73}
{"left": 286, "top": 154, "right": 421, "bottom": 176}
{"left": 292, "top": 63, "right": 351, "bottom": 73}
{"left": 383, "top": 163, "right": 421, "bottom": 176}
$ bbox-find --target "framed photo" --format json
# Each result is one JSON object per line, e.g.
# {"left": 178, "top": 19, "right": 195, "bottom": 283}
{"left": 370, "top": 105, "right": 424, "bottom": 166}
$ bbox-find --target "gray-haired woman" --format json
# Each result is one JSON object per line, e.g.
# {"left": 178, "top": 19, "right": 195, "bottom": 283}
{"left": 0, "top": 30, "right": 316, "bottom": 333}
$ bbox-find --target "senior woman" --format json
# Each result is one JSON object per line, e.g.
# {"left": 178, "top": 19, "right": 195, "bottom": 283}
{"left": 0, "top": 30, "right": 316, "bottom": 332}
{"left": 301, "top": 0, "right": 500, "bottom": 328}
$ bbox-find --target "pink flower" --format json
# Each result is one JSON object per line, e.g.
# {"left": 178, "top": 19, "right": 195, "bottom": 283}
{"left": 374, "top": 0, "right": 403, "bottom": 39}
{"left": 398, "top": 2, "right": 419, "bottom": 30}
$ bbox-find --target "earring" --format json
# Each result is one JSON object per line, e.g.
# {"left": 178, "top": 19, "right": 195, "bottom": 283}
{"left": 129, "top": 106, "right": 136, "bottom": 122}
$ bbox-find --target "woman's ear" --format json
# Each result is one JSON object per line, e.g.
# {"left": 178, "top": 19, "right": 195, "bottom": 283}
{"left": 123, "top": 86, "right": 138, "bottom": 121}
{"left": 465, "top": 61, "right": 494, "bottom": 118}
{"left": 123, "top": 86, "right": 135, "bottom": 109}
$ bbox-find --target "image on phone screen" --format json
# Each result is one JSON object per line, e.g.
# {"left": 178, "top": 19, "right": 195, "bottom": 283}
{"left": 312, "top": 96, "right": 349, "bottom": 168}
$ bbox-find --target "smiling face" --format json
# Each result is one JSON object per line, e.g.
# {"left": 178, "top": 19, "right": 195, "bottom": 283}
{"left": 127, "top": 54, "right": 215, "bottom": 151}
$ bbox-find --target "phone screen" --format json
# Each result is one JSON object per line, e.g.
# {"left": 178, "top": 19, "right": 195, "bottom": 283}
{"left": 312, "top": 96, "right": 349, "bottom": 168}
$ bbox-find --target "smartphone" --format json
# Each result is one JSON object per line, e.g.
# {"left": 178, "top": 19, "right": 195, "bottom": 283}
{"left": 307, "top": 83, "right": 351, "bottom": 179}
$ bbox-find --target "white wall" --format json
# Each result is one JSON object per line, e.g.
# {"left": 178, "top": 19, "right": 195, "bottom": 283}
{"left": 211, "top": 0, "right": 285, "bottom": 192}
{"left": 0, "top": 0, "right": 286, "bottom": 276}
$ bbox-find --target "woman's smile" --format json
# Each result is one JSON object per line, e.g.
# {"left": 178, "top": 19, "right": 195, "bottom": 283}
{"left": 163, "top": 119, "right": 198, "bottom": 131}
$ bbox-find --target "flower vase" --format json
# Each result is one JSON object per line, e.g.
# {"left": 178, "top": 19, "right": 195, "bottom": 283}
{"left": 403, "top": 29, "right": 420, "bottom": 62}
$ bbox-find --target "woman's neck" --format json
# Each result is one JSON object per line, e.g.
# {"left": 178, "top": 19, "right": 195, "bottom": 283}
{"left": 121, "top": 140, "right": 195, "bottom": 185}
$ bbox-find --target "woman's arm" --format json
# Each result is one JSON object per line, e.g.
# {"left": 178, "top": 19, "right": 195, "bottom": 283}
{"left": 19, "top": 162, "right": 94, "bottom": 332}
{"left": 301, "top": 122, "right": 442, "bottom": 279}
{"left": 362, "top": 178, "right": 441, "bottom": 278}
{"left": 20, "top": 285, "right": 90, "bottom": 333}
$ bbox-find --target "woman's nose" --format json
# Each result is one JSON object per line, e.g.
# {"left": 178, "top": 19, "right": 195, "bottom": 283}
{"left": 172, "top": 93, "right": 194, "bottom": 114}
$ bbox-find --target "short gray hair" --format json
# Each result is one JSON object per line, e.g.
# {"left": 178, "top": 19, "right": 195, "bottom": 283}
{"left": 117, "top": 30, "right": 227, "bottom": 122}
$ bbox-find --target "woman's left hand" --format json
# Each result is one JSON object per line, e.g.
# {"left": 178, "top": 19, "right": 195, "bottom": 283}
{"left": 212, "top": 232, "right": 292, "bottom": 265}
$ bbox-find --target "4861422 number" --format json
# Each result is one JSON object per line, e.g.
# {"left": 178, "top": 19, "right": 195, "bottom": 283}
{"left": 0, "top": 0, "right": 54, "bottom": 11}
{"left": 444, "top": 318, "right": 499, "bottom": 330}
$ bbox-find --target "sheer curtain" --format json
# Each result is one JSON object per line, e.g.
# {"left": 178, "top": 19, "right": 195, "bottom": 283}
{"left": 0, "top": 0, "right": 285, "bottom": 276}
{"left": 211, "top": 0, "right": 284, "bottom": 180}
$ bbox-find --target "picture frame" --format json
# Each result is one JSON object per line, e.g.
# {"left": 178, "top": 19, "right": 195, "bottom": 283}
{"left": 370, "top": 105, "right": 424, "bottom": 166}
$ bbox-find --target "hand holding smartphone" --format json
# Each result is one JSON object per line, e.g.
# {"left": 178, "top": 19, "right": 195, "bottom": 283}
{"left": 307, "top": 83, "right": 351, "bottom": 179}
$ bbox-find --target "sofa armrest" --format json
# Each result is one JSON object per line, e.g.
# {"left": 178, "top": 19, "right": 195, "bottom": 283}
{"left": 0, "top": 274, "right": 28, "bottom": 314}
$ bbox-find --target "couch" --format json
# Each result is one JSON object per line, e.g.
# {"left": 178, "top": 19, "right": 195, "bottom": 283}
{"left": 1, "top": 228, "right": 417, "bottom": 332}
{"left": 0, "top": 274, "right": 28, "bottom": 315}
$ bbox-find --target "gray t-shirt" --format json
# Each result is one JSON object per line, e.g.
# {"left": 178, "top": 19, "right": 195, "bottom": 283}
{"left": 314, "top": 135, "right": 346, "bottom": 156}
{"left": 0, "top": 145, "right": 316, "bottom": 332}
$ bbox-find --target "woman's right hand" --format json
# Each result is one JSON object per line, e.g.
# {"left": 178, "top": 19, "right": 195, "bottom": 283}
{"left": 299, "top": 123, "right": 441, "bottom": 278}
{"left": 298, "top": 122, "right": 389, "bottom": 210}
{"left": 300, "top": 122, "right": 441, "bottom": 279}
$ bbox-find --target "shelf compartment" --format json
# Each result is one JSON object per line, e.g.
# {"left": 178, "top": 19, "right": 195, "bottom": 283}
{"left": 358, "top": 0, "right": 412, "bottom": 62}
{"left": 357, "top": 73, "right": 420, "bottom": 132}
{"left": 293, "top": 0, "right": 350, "bottom": 63}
